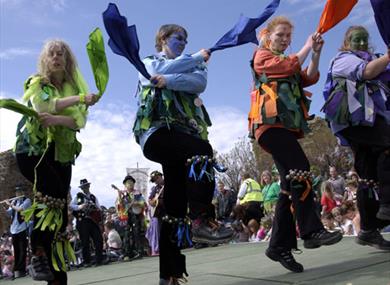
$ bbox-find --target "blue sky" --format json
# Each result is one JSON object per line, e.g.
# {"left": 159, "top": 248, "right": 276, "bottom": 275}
{"left": 0, "top": 0, "right": 382, "bottom": 206}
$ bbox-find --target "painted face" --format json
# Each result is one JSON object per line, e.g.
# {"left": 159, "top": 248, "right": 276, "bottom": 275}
{"left": 269, "top": 24, "right": 292, "bottom": 53}
{"left": 164, "top": 32, "right": 187, "bottom": 58}
{"left": 349, "top": 30, "right": 369, "bottom": 51}
{"left": 48, "top": 45, "right": 66, "bottom": 72}
{"left": 124, "top": 180, "right": 134, "bottom": 190}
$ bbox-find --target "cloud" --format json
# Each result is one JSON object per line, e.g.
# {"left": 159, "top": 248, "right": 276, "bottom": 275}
{"left": 287, "top": 1, "right": 323, "bottom": 17}
{"left": 348, "top": 1, "right": 375, "bottom": 27}
{"left": 1, "top": 0, "right": 66, "bottom": 27}
{"left": 0, "top": 48, "right": 37, "bottom": 60}
{"left": 0, "top": 102, "right": 247, "bottom": 207}
{"left": 208, "top": 106, "right": 247, "bottom": 154}
{"left": 0, "top": 0, "right": 66, "bottom": 11}
{"left": 48, "top": 0, "right": 66, "bottom": 12}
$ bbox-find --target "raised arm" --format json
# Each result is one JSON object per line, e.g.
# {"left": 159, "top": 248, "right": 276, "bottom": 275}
{"left": 362, "top": 49, "right": 390, "bottom": 80}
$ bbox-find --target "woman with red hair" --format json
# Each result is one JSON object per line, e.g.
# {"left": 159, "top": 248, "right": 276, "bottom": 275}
{"left": 248, "top": 16, "right": 342, "bottom": 273}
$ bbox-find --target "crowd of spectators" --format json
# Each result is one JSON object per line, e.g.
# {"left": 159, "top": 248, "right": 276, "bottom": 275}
{"left": 1, "top": 165, "right": 389, "bottom": 280}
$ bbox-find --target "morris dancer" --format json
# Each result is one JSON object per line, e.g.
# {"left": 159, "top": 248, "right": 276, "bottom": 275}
{"left": 133, "top": 24, "right": 233, "bottom": 284}
{"left": 14, "top": 40, "right": 98, "bottom": 284}
{"left": 323, "top": 26, "right": 390, "bottom": 250}
{"left": 248, "top": 16, "right": 342, "bottom": 272}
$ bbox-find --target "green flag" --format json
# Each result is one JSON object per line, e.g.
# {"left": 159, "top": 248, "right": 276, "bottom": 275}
{"left": 86, "top": 28, "right": 109, "bottom": 97}
{"left": 0, "top": 98, "right": 38, "bottom": 118}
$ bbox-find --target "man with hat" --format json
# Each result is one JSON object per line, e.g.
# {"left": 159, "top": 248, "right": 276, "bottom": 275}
{"left": 4, "top": 186, "right": 31, "bottom": 278}
{"left": 146, "top": 170, "right": 165, "bottom": 256}
{"left": 115, "top": 175, "right": 146, "bottom": 260}
{"left": 70, "top": 179, "right": 105, "bottom": 266}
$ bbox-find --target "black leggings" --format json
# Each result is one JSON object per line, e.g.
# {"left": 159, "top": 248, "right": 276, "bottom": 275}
{"left": 258, "top": 128, "right": 323, "bottom": 250}
{"left": 143, "top": 128, "right": 215, "bottom": 279}
{"left": 340, "top": 116, "right": 390, "bottom": 230}
{"left": 16, "top": 145, "right": 70, "bottom": 284}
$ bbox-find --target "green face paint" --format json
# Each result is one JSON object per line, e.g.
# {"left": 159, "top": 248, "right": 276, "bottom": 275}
{"left": 349, "top": 30, "right": 369, "bottom": 51}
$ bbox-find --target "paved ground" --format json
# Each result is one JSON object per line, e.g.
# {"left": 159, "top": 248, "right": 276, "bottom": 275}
{"left": 3, "top": 235, "right": 390, "bottom": 285}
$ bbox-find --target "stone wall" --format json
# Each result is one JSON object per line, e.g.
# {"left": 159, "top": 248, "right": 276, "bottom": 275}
{"left": 0, "top": 149, "right": 33, "bottom": 235}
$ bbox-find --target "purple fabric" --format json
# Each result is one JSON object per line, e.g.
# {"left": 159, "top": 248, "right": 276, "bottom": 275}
{"left": 102, "top": 3, "right": 151, "bottom": 80}
{"left": 325, "top": 91, "right": 344, "bottom": 117}
{"left": 354, "top": 50, "right": 373, "bottom": 61}
{"left": 372, "top": 92, "right": 386, "bottom": 111}
{"left": 145, "top": 217, "right": 159, "bottom": 255}
{"left": 370, "top": 0, "right": 390, "bottom": 46}
{"left": 350, "top": 108, "right": 364, "bottom": 123}
{"left": 209, "top": 0, "right": 280, "bottom": 53}
{"left": 377, "top": 65, "right": 390, "bottom": 82}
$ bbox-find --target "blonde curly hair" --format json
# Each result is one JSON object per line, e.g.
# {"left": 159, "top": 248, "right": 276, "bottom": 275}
{"left": 38, "top": 39, "right": 78, "bottom": 87}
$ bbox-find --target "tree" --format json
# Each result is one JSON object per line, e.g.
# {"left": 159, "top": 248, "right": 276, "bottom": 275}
{"left": 252, "top": 117, "right": 353, "bottom": 177}
{"left": 216, "top": 137, "right": 261, "bottom": 191}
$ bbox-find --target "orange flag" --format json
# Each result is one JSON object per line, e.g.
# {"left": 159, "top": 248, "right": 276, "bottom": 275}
{"left": 317, "top": 0, "right": 358, "bottom": 34}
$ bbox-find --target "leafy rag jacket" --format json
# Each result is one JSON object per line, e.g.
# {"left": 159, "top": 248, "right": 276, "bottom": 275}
{"left": 133, "top": 52, "right": 212, "bottom": 149}
{"left": 15, "top": 71, "right": 89, "bottom": 163}
{"left": 248, "top": 48, "right": 319, "bottom": 142}
{"left": 323, "top": 51, "right": 390, "bottom": 146}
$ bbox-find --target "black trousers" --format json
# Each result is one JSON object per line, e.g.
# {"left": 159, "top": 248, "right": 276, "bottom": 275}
{"left": 16, "top": 145, "right": 69, "bottom": 284}
{"left": 143, "top": 128, "right": 215, "bottom": 279}
{"left": 123, "top": 212, "right": 144, "bottom": 257}
{"left": 340, "top": 116, "right": 390, "bottom": 231}
{"left": 76, "top": 218, "right": 103, "bottom": 264}
{"left": 258, "top": 128, "right": 323, "bottom": 250}
{"left": 12, "top": 230, "right": 28, "bottom": 273}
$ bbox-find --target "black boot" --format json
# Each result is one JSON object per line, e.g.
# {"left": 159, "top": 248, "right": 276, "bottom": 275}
{"left": 28, "top": 255, "right": 54, "bottom": 281}
{"left": 303, "top": 229, "right": 343, "bottom": 249}
{"left": 192, "top": 221, "right": 233, "bottom": 245}
{"left": 356, "top": 229, "right": 390, "bottom": 250}
{"left": 265, "top": 247, "right": 304, "bottom": 273}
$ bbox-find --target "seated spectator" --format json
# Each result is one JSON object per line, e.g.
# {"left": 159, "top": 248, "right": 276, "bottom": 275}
{"left": 230, "top": 205, "right": 249, "bottom": 242}
{"left": 104, "top": 221, "right": 123, "bottom": 261}
{"left": 331, "top": 207, "right": 344, "bottom": 230}
{"left": 339, "top": 201, "right": 360, "bottom": 236}
{"left": 248, "top": 219, "right": 260, "bottom": 242}
{"left": 346, "top": 170, "right": 359, "bottom": 183}
{"left": 321, "top": 181, "right": 337, "bottom": 214}
{"left": 0, "top": 234, "right": 14, "bottom": 280}
{"left": 321, "top": 212, "right": 336, "bottom": 231}
{"left": 344, "top": 180, "right": 358, "bottom": 202}
{"left": 258, "top": 215, "right": 273, "bottom": 241}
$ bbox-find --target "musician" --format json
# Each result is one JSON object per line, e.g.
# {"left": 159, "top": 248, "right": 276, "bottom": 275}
{"left": 4, "top": 186, "right": 31, "bottom": 278}
{"left": 146, "top": 171, "right": 165, "bottom": 256}
{"left": 70, "top": 179, "right": 105, "bottom": 266}
{"left": 115, "top": 175, "right": 146, "bottom": 260}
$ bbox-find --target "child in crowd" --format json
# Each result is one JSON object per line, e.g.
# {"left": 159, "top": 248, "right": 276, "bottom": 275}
{"left": 331, "top": 207, "right": 344, "bottom": 229}
{"left": 248, "top": 219, "right": 261, "bottom": 242}
{"left": 321, "top": 181, "right": 337, "bottom": 214}
{"left": 258, "top": 216, "right": 273, "bottom": 241}
{"left": 104, "top": 221, "right": 123, "bottom": 261}
{"left": 321, "top": 212, "right": 336, "bottom": 231}
{"left": 344, "top": 180, "right": 358, "bottom": 202}
{"left": 340, "top": 201, "right": 360, "bottom": 236}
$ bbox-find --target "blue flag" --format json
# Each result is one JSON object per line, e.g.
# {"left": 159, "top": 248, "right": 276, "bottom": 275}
{"left": 370, "top": 0, "right": 390, "bottom": 46}
{"left": 102, "top": 3, "right": 151, "bottom": 80}
{"left": 209, "top": 0, "right": 280, "bottom": 53}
